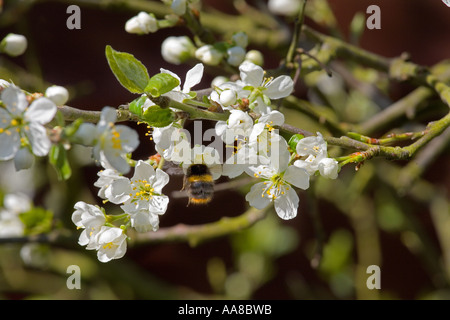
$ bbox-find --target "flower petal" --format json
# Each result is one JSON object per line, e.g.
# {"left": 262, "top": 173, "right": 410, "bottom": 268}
{"left": 152, "top": 169, "right": 170, "bottom": 193}
{"left": 283, "top": 165, "right": 310, "bottom": 190}
{"left": 107, "top": 177, "right": 132, "bottom": 204}
{"left": 1, "top": 86, "right": 28, "bottom": 114}
{"left": 25, "top": 122, "right": 51, "bottom": 157}
{"left": 132, "top": 160, "right": 155, "bottom": 181}
{"left": 239, "top": 61, "right": 264, "bottom": 87}
{"left": 183, "top": 63, "right": 204, "bottom": 93}
{"left": 274, "top": 187, "right": 299, "bottom": 220}
{"left": 114, "top": 124, "right": 140, "bottom": 153}
{"left": 101, "top": 150, "right": 130, "bottom": 174}
{"left": 0, "top": 130, "right": 20, "bottom": 160}
{"left": 98, "top": 107, "right": 117, "bottom": 131}
{"left": 149, "top": 195, "right": 169, "bottom": 214}
{"left": 24, "top": 97, "right": 57, "bottom": 125}
{"left": 264, "top": 75, "right": 293, "bottom": 99}
{"left": 245, "top": 182, "right": 272, "bottom": 209}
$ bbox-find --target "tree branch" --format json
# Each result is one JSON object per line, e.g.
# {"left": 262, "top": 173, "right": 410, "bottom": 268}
{"left": 132, "top": 206, "right": 269, "bottom": 247}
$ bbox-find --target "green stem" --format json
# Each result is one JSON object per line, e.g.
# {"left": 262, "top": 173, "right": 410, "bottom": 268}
{"left": 285, "top": 0, "right": 308, "bottom": 65}
{"left": 151, "top": 96, "right": 229, "bottom": 121}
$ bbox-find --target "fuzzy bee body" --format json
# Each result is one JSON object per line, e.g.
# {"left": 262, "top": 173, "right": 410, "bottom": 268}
{"left": 183, "top": 164, "right": 214, "bottom": 206}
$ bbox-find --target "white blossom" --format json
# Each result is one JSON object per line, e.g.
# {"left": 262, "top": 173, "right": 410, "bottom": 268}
{"left": 245, "top": 152, "right": 309, "bottom": 220}
{"left": 222, "top": 143, "right": 258, "bottom": 179}
{"left": 160, "top": 63, "right": 204, "bottom": 102}
{"left": 215, "top": 109, "right": 254, "bottom": 145}
{"left": 0, "top": 85, "right": 56, "bottom": 166}
{"left": 93, "top": 167, "right": 123, "bottom": 200}
{"left": 72, "top": 201, "right": 106, "bottom": 247}
{"left": 75, "top": 106, "right": 139, "bottom": 174}
{"left": 90, "top": 226, "right": 127, "bottom": 263}
{"left": 238, "top": 61, "right": 294, "bottom": 100}
{"left": 0, "top": 193, "right": 30, "bottom": 237}
{"left": 153, "top": 123, "right": 191, "bottom": 163}
{"left": 293, "top": 132, "right": 328, "bottom": 175}
{"left": 249, "top": 114, "right": 288, "bottom": 169}
{"left": 106, "top": 160, "right": 170, "bottom": 232}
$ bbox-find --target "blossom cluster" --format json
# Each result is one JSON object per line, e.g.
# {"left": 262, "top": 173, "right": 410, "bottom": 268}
{"left": 0, "top": 0, "right": 340, "bottom": 263}
{"left": 0, "top": 58, "right": 338, "bottom": 262}
{"left": 151, "top": 61, "right": 339, "bottom": 221}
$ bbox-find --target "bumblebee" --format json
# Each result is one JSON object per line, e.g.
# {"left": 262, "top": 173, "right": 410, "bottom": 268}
{"left": 183, "top": 164, "right": 214, "bottom": 206}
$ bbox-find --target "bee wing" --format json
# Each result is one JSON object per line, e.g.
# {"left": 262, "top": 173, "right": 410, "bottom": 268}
{"left": 163, "top": 161, "right": 185, "bottom": 176}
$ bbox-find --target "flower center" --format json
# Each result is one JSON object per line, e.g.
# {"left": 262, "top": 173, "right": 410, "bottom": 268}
{"left": 261, "top": 173, "right": 288, "bottom": 200}
{"left": 110, "top": 127, "right": 122, "bottom": 150}
{"left": 130, "top": 179, "right": 156, "bottom": 201}
{"left": 0, "top": 116, "right": 26, "bottom": 135}
{"left": 102, "top": 242, "right": 116, "bottom": 250}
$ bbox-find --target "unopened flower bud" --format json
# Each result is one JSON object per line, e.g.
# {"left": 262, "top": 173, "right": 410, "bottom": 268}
{"left": 227, "top": 46, "right": 246, "bottom": 67}
{"left": 211, "top": 76, "right": 228, "bottom": 88}
{"left": 245, "top": 50, "right": 264, "bottom": 66}
{"left": 161, "top": 36, "right": 195, "bottom": 65}
{"left": 171, "top": 0, "right": 187, "bottom": 15}
{"left": 1, "top": 33, "right": 27, "bottom": 57}
{"left": 195, "top": 45, "right": 223, "bottom": 66}
{"left": 219, "top": 89, "right": 237, "bottom": 107}
{"left": 318, "top": 158, "right": 339, "bottom": 179}
{"left": 45, "top": 85, "right": 69, "bottom": 106}
{"left": 125, "top": 12, "right": 158, "bottom": 34}
{"left": 231, "top": 32, "right": 248, "bottom": 48}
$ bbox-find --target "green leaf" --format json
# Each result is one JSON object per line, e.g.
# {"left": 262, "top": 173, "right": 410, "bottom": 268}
{"left": 49, "top": 144, "right": 72, "bottom": 181}
{"left": 128, "top": 95, "right": 148, "bottom": 117}
{"left": 145, "top": 73, "right": 180, "bottom": 97}
{"left": 288, "top": 134, "right": 304, "bottom": 151}
{"left": 141, "top": 105, "right": 175, "bottom": 127}
{"left": 19, "top": 207, "right": 54, "bottom": 236}
{"left": 105, "top": 45, "right": 150, "bottom": 94}
{"left": 128, "top": 96, "right": 174, "bottom": 126}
